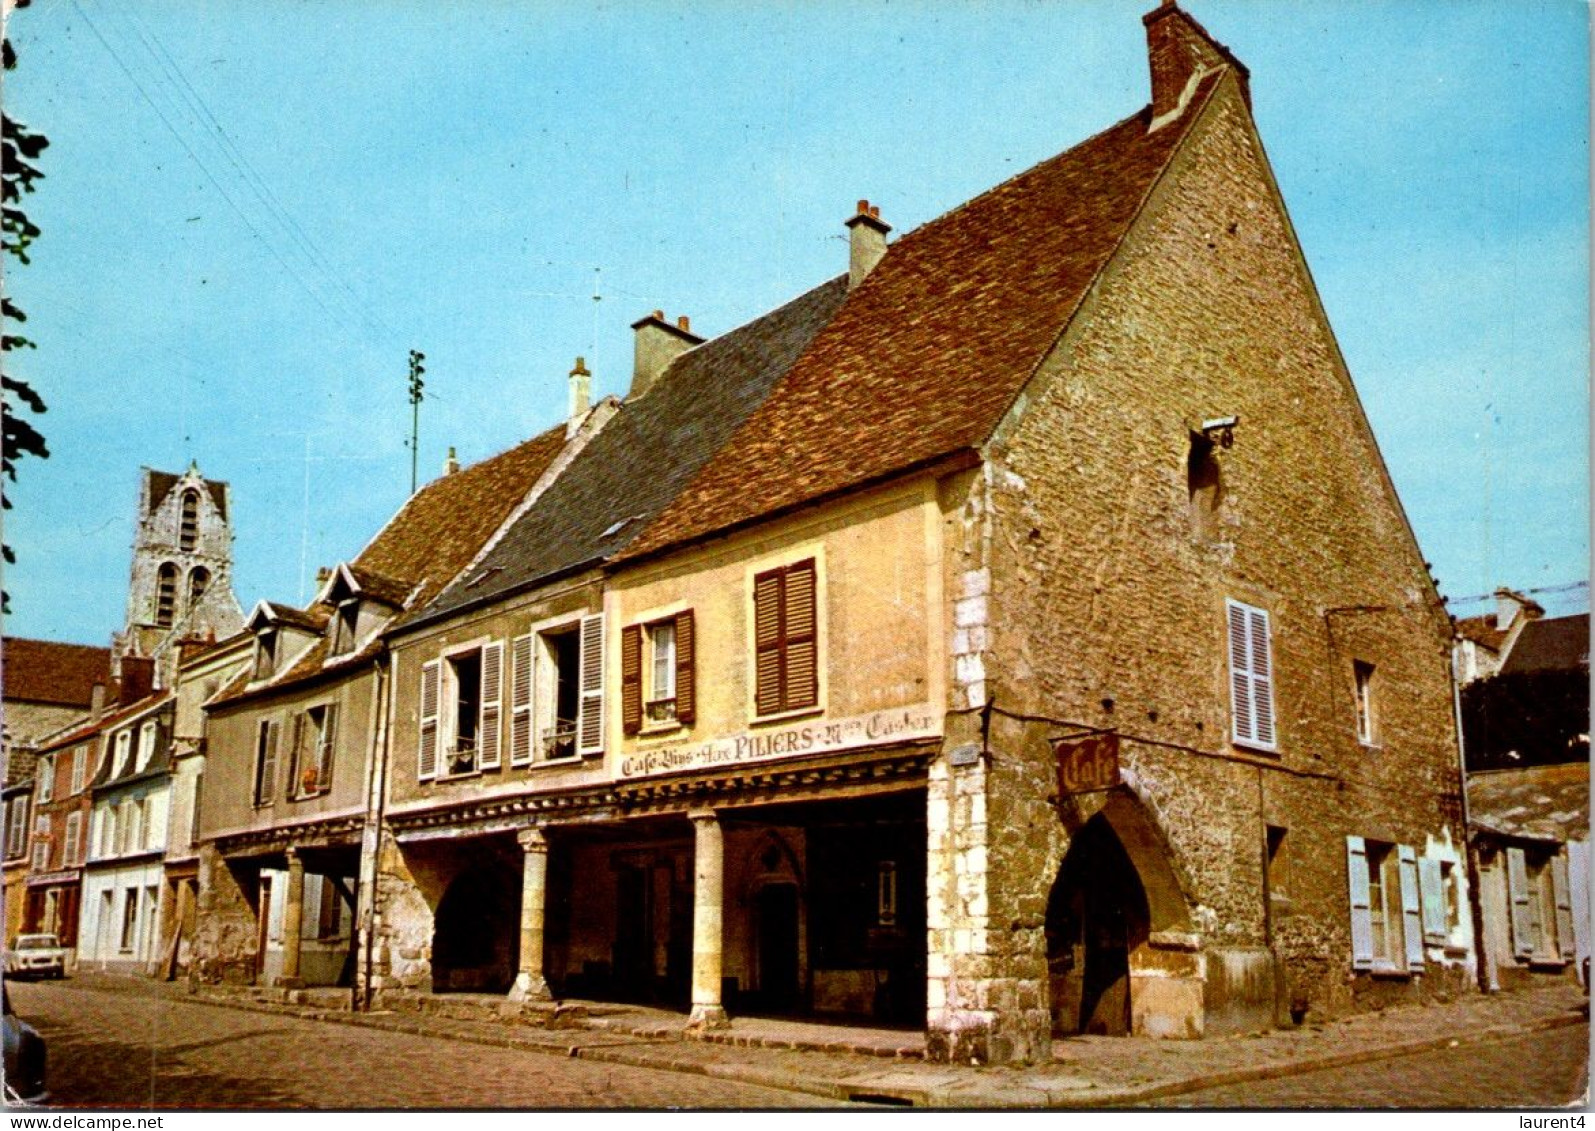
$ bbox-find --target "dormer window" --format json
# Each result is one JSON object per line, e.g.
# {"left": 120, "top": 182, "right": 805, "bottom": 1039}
{"left": 331, "top": 600, "right": 361, "bottom": 657}
{"left": 180, "top": 489, "right": 200, "bottom": 550}
{"left": 255, "top": 630, "right": 279, "bottom": 680}
{"left": 114, "top": 730, "right": 133, "bottom": 776}
{"left": 137, "top": 720, "right": 158, "bottom": 771}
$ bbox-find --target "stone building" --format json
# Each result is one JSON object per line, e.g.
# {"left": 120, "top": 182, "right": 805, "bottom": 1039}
{"left": 112, "top": 464, "right": 244, "bottom": 686}
{"left": 189, "top": 1, "right": 1474, "bottom": 1066}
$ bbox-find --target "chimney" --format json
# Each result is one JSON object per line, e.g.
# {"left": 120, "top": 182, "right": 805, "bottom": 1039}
{"left": 442, "top": 446, "right": 460, "bottom": 476}
{"left": 628, "top": 311, "right": 704, "bottom": 399}
{"left": 118, "top": 654, "right": 155, "bottom": 706}
{"left": 90, "top": 681, "right": 107, "bottom": 723}
{"left": 1493, "top": 587, "right": 1545, "bottom": 632}
{"left": 315, "top": 566, "right": 333, "bottom": 590}
{"left": 567, "top": 356, "right": 592, "bottom": 436}
{"left": 845, "top": 200, "right": 891, "bottom": 289}
{"left": 1143, "top": 1, "right": 1249, "bottom": 124}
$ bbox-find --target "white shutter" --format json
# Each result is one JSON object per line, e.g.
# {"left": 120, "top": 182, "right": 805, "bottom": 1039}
{"left": 1248, "top": 608, "right": 1275, "bottom": 747}
{"left": 510, "top": 633, "right": 535, "bottom": 767}
{"left": 1506, "top": 846, "right": 1534, "bottom": 960}
{"left": 65, "top": 812, "right": 81, "bottom": 867}
{"left": 1418, "top": 856, "right": 1447, "bottom": 944}
{"left": 1397, "top": 844, "right": 1425, "bottom": 971}
{"left": 478, "top": 641, "right": 504, "bottom": 770}
{"left": 577, "top": 613, "right": 605, "bottom": 757}
{"left": 418, "top": 660, "right": 441, "bottom": 780}
{"left": 1551, "top": 853, "right": 1576, "bottom": 961}
{"left": 1227, "top": 602, "right": 1254, "bottom": 744}
{"left": 1346, "top": 836, "right": 1374, "bottom": 970}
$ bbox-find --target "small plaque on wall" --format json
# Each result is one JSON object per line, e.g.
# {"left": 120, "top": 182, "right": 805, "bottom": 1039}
{"left": 948, "top": 742, "right": 981, "bottom": 767}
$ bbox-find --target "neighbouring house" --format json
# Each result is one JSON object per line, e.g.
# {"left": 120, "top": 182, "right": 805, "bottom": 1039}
{"left": 111, "top": 464, "right": 245, "bottom": 689}
{"left": 1467, "top": 762, "right": 1588, "bottom": 990}
{"left": 77, "top": 678, "right": 175, "bottom": 975}
{"left": 191, "top": 420, "right": 605, "bottom": 989}
{"left": 342, "top": 0, "right": 1474, "bottom": 1066}
{"left": 1454, "top": 588, "right": 1546, "bottom": 686}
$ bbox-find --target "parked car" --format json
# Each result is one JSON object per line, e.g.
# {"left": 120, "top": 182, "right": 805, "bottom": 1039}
{"left": 5, "top": 935, "right": 67, "bottom": 980}
{"left": 2, "top": 987, "right": 48, "bottom": 1105}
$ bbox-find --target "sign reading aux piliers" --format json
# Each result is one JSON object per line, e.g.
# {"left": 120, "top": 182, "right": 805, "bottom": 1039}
{"left": 1051, "top": 731, "right": 1119, "bottom": 795}
{"left": 617, "top": 705, "right": 940, "bottom": 780}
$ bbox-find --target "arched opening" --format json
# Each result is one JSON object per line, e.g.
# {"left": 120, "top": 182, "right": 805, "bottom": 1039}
{"left": 1046, "top": 814, "right": 1150, "bottom": 1036}
{"left": 180, "top": 489, "right": 200, "bottom": 551}
{"left": 187, "top": 566, "right": 211, "bottom": 613}
{"left": 155, "top": 563, "right": 179, "bottom": 627}
{"left": 431, "top": 857, "right": 519, "bottom": 993}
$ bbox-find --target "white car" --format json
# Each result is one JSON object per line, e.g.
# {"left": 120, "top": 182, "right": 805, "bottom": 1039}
{"left": 5, "top": 935, "right": 67, "bottom": 980}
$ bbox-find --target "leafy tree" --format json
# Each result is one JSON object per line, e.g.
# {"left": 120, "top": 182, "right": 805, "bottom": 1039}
{"left": 2, "top": 0, "right": 50, "bottom": 615}
{"left": 1461, "top": 666, "right": 1591, "bottom": 770}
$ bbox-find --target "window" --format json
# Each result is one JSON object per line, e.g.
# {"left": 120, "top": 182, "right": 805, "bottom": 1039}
{"left": 187, "top": 567, "right": 210, "bottom": 613}
{"left": 1186, "top": 431, "right": 1223, "bottom": 540}
{"left": 123, "top": 801, "right": 140, "bottom": 855}
{"left": 1353, "top": 660, "right": 1377, "bottom": 745}
{"left": 36, "top": 757, "right": 52, "bottom": 804}
{"left": 100, "top": 808, "right": 116, "bottom": 859}
{"left": 119, "top": 890, "right": 139, "bottom": 952}
{"left": 6, "top": 798, "right": 27, "bottom": 860}
{"left": 137, "top": 720, "right": 158, "bottom": 771}
{"left": 621, "top": 611, "right": 697, "bottom": 735}
{"left": 114, "top": 729, "right": 133, "bottom": 776}
{"left": 31, "top": 815, "right": 49, "bottom": 869}
{"left": 290, "top": 704, "right": 339, "bottom": 798}
{"left": 1347, "top": 836, "right": 1423, "bottom": 974}
{"left": 1507, "top": 845, "right": 1575, "bottom": 965}
{"left": 1226, "top": 599, "right": 1276, "bottom": 751}
{"left": 1418, "top": 856, "right": 1460, "bottom": 947}
{"left": 331, "top": 601, "right": 359, "bottom": 656}
{"left": 71, "top": 747, "right": 87, "bottom": 794}
{"left": 64, "top": 812, "right": 81, "bottom": 867}
{"left": 253, "top": 719, "right": 281, "bottom": 806}
{"left": 540, "top": 627, "right": 581, "bottom": 761}
{"left": 179, "top": 489, "right": 200, "bottom": 550}
{"left": 254, "top": 631, "right": 278, "bottom": 681}
{"left": 419, "top": 642, "right": 504, "bottom": 780}
{"left": 753, "top": 560, "right": 819, "bottom": 717}
{"left": 1265, "top": 825, "right": 1289, "bottom": 904}
{"left": 156, "top": 562, "right": 179, "bottom": 627}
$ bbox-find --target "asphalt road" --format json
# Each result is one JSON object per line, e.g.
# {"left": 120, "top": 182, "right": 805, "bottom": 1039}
{"left": 1150, "top": 1022, "right": 1590, "bottom": 1109}
{"left": 8, "top": 980, "right": 854, "bottom": 1109}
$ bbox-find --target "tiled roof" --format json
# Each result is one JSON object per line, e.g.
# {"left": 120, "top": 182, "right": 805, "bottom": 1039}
{"left": 412, "top": 275, "right": 851, "bottom": 626}
{"left": 1501, "top": 615, "right": 1589, "bottom": 676}
{"left": 255, "top": 602, "right": 330, "bottom": 634}
{"left": 2, "top": 638, "right": 114, "bottom": 708}
{"left": 356, "top": 426, "right": 570, "bottom": 611}
{"left": 344, "top": 564, "right": 413, "bottom": 608}
{"left": 36, "top": 689, "right": 171, "bottom": 758}
{"left": 1456, "top": 615, "right": 1507, "bottom": 652}
{"left": 148, "top": 469, "right": 228, "bottom": 520}
{"left": 617, "top": 77, "right": 1218, "bottom": 564}
{"left": 1469, "top": 761, "right": 1590, "bottom": 842}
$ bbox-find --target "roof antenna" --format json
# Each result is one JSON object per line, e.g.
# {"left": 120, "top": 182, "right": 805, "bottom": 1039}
{"left": 407, "top": 349, "right": 427, "bottom": 494}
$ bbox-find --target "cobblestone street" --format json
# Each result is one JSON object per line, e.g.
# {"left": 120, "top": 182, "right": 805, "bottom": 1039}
{"left": 9, "top": 981, "right": 852, "bottom": 1109}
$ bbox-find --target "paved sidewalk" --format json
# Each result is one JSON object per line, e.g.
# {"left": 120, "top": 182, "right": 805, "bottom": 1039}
{"left": 58, "top": 972, "right": 1589, "bottom": 1107}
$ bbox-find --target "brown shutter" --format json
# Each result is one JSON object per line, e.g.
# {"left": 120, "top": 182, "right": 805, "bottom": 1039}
{"left": 288, "top": 714, "right": 307, "bottom": 796}
{"left": 318, "top": 703, "right": 339, "bottom": 788}
{"left": 621, "top": 623, "right": 643, "bottom": 736}
{"left": 784, "top": 561, "right": 818, "bottom": 710}
{"left": 754, "top": 568, "right": 784, "bottom": 716}
{"left": 674, "top": 609, "right": 696, "bottom": 725}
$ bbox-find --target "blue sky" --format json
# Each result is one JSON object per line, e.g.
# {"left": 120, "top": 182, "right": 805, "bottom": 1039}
{"left": 4, "top": 0, "right": 1588, "bottom": 644}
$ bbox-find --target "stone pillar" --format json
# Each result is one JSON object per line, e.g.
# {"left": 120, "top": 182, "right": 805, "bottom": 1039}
{"left": 508, "top": 827, "right": 552, "bottom": 1002}
{"left": 277, "top": 848, "right": 306, "bottom": 989}
{"left": 687, "top": 809, "right": 729, "bottom": 1029}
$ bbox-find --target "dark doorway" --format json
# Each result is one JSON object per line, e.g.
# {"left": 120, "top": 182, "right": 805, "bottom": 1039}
{"left": 611, "top": 860, "right": 689, "bottom": 1006}
{"left": 1045, "top": 815, "right": 1150, "bottom": 1036}
{"left": 432, "top": 856, "right": 519, "bottom": 993}
{"left": 755, "top": 883, "right": 800, "bottom": 1012}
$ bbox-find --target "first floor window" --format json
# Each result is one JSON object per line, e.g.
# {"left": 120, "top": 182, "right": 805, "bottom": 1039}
{"left": 291, "top": 703, "right": 339, "bottom": 797}
{"left": 1507, "top": 845, "right": 1575, "bottom": 965}
{"left": 254, "top": 719, "right": 281, "bottom": 806}
{"left": 753, "top": 560, "right": 819, "bottom": 717}
{"left": 419, "top": 642, "right": 505, "bottom": 780}
{"left": 6, "top": 798, "right": 28, "bottom": 859}
{"left": 36, "top": 757, "right": 52, "bottom": 804}
{"left": 621, "top": 611, "right": 697, "bottom": 735}
{"left": 1347, "top": 836, "right": 1423, "bottom": 973}
{"left": 1353, "top": 660, "right": 1377, "bottom": 744}
{"left": 119, "top": 890, "right": 139, "bottom": 951}
{"left": 1226, "top": 599, "right": 1276, "bottom": 751}
{"left": 64, "top": 812, "right": 82, "bottom": 867}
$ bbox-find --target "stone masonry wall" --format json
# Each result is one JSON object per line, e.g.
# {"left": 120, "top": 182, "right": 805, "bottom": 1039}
{"left": 190, "top": 844, "right": 259, "bottom": 985}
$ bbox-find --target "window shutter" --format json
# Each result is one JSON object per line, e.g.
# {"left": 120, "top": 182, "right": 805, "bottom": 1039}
{"left": 785, "top": 561, "right": 818, "bottom": 711}
{"left": 1248, "top": 608, "right": 1275, "bottom": 747}
{"left": 675, "top": 610, "right": 696, "bottom": 725}
{"left": 1346, "top": 836, "right": 1374, "bottom": 970}
{"left": 419, "top": 660, "right": 441, "bottom": 780}
{"left": 1227, "top": 602, "right": 1254, "bottom": 744}
{"left": 1397, "top": 844, "right": 1425, "bottom": 971}
{"left": 1418, "top": 856, "right": 1447, "bottom": 944}
{"left": 621, "top": 624, "right": 643, "bottom": 737}
{"left": 318, "top": 703, "right": 339, "bottom": 786}
{"left": 260, "top": 721, "right": 280, "bottom": 803}
{"left": 510, "top": 633, "right": 535, "bottom": 767}
{"left": 1551, "top": 853, "right": 1576, "bottom": 961}
{"left": 478, "top": 641, "right": 504, "bottom": 770}
{"left": 65, "top": 812, "right": 81, "bottom": 867}
{"left": 288, "top": 713, "right": 307, "bottom": 794}
{"left": 577, "top": 614, "right": 605, "bottom": 757}
{"left": 1506, "top": 846, "right": 1534, "bottom": 960}
{"left": 754, "top": 569, "right": 784, "bottom": 716}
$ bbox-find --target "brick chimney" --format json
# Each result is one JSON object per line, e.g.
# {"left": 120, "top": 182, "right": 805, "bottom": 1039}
{"left": 442, "top": 446, "right": 460, "bottom": 476}
{"left": 118, "top": 654, "right": 155, "bottom": 705}
{"left": 845, "top": 200, "right": 891, "bottom": 289}
{"left": 1494, "top": 587, "right": 1545, "bottom": 632}
{"left": 567, "top": 356, "right": 592, "bottom": 436}
{"left": 90, "top": 681, "right": 108, "bottom": 722}
{"left": 1143, "top": 1, "right": 1249, "bottom": 124}
{"left": 628, "top": 311, "right": 703, "bottom": 399}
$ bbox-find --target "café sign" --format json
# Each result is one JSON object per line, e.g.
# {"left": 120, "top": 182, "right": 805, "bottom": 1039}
{"left": 618, "top": 705, "right": 941, "bottom": 780}
{"left": 1051, "top": 731, "right": 1120, "bottom": 795}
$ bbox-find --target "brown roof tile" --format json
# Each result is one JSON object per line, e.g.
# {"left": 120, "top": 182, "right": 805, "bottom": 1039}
{"left": 2, "top": 638, "right": 114, "bottom": 707}
{"left": 1469, "top": 761, "right": 1590, "bottom": 841}
{"left": 1456, "top": 615, "right": 1508, "bottom": 651}
{"left": 617, "top": 77, "right": 1218, "bottom": 563}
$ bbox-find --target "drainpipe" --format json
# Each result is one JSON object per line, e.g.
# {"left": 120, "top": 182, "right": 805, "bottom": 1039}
{"left": 356, "top": 656, "right": 391, "bottom": 1011}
